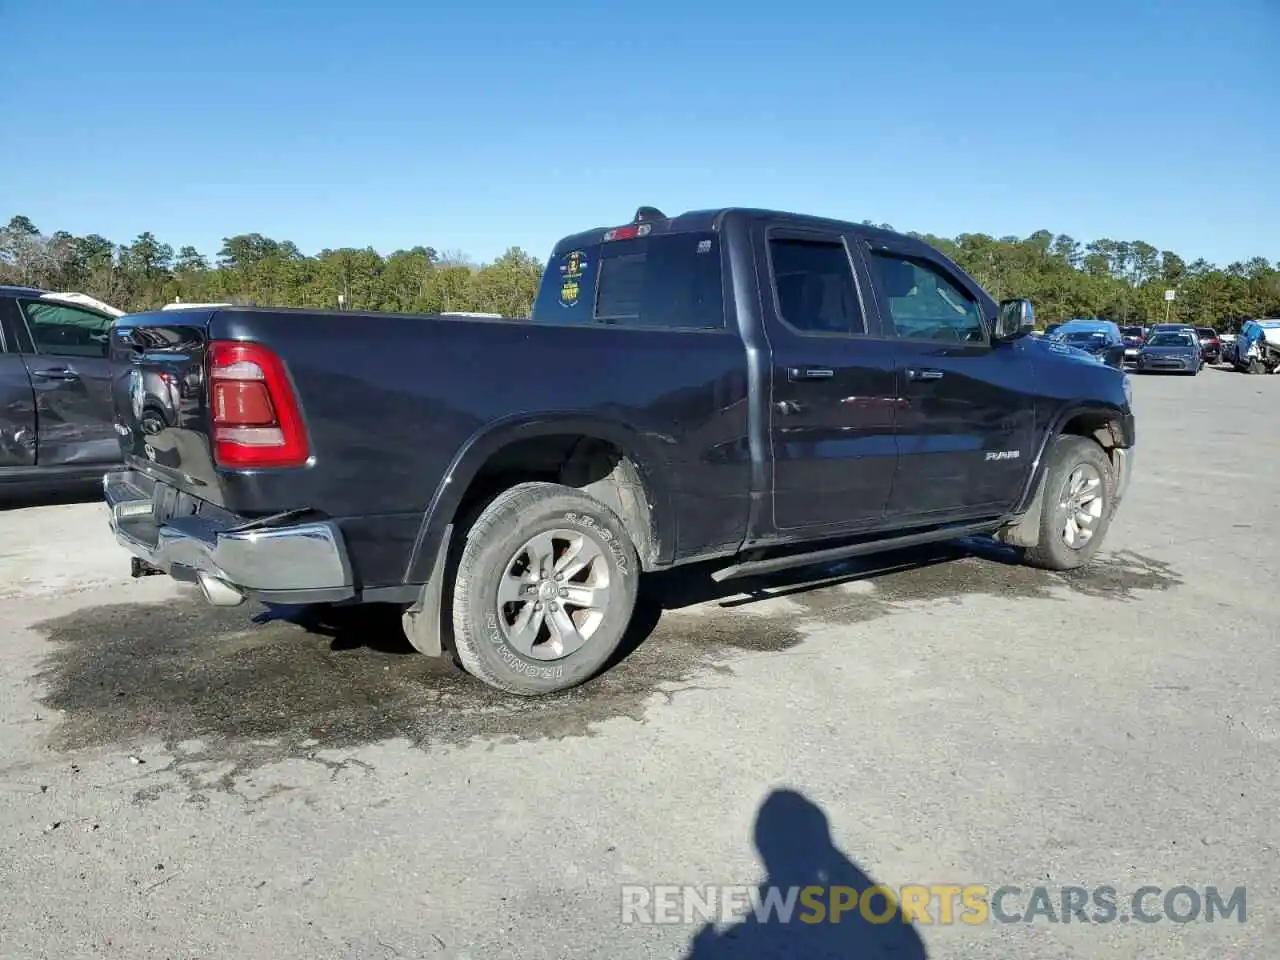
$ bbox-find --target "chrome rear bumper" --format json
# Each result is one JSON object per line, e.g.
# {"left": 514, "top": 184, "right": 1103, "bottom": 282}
{"left": 104, "top": 469, "right": 354, "bottom": 606}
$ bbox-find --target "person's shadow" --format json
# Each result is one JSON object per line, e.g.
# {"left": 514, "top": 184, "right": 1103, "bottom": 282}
{"left": 683, "top": 789, "right": 928, "bottom": 959}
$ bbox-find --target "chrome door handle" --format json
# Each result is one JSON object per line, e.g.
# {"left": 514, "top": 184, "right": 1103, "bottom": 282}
{"left": 32, "top": 368, "right": 80, "bottom": 382}
{"left": 787, "top": 366, "right": 834, "bottom": 381}
{"left": 906, "top": 368, "right": 944, "bottom": 381}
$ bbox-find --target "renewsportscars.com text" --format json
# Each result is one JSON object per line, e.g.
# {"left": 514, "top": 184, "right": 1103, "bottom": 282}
{"left": 620, "top": 884, "right": 1246, "bottom": 926}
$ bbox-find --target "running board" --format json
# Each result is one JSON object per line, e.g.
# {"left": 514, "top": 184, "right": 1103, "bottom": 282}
{"left": 711, "top": 520, "right": 1005, "bottom": 582}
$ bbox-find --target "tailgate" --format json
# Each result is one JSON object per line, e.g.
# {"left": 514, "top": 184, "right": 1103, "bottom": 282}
{"left": 110, "top": 309, "right": 220, "bottom": 496}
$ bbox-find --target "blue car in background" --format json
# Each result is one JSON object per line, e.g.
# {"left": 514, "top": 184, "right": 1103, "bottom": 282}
{"left": 1137, "top": 327, "right": 1203, "bottom": 375}
{"left": 1048, "top": 319, "right": 1126, "bottom": 368}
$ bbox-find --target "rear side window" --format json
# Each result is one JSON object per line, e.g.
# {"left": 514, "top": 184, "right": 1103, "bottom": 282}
{"left": 531, "top": 232, "right": 724, "bottom": 329}
{"left": 768, "top": 237, "right": 865, "bottom": 335}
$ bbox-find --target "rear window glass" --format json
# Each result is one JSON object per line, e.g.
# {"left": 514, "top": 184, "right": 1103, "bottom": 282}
{"left": 531, "top": 231, "right": 724, "bottom": 329}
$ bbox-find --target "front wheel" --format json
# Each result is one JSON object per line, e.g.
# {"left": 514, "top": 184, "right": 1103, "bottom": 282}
{"left": 449, "top": 482, "right": 639, "bottom": 696}
{"left": 1021, "top": 435, "right": 1117, "bottom": 571}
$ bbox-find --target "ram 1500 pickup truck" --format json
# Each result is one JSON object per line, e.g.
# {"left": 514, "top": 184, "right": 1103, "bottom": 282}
{"left": 104, "top": 206, "right": 1135, "bottom": 695}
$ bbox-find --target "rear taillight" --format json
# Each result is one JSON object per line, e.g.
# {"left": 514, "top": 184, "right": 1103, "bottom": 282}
{"left": 207, "top": 340, "right": 310, "bottom": 468}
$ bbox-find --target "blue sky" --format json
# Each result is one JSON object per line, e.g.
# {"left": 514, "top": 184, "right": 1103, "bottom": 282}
{"left": 1, "top": 0, "right": 1276, "bottom": 266}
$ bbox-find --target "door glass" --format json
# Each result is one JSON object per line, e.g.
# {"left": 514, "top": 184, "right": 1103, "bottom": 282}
{"left": 866, "top": 252, "right": 985, "bottom": 343}
{"left": 768, "top": 238, "right": 865, "bottom": 335}
{"left": 17, "top": 300, "right": 113, "bottom": 358}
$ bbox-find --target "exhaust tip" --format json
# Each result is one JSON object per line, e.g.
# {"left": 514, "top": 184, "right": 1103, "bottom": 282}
{"left": 197, "top": 572, "right": 246, "bottom": 607}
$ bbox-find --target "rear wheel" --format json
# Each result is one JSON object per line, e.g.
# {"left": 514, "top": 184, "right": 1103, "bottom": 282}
{"left": 449, "top": 482, "right": 639, "bottom": 696}
{"left": 1022, "top": 435, "right": 1116, "bottom": 571}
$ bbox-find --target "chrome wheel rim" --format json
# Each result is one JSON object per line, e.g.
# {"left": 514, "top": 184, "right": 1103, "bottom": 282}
{"left": 496, "top": 528, "right": 611, "bottom": 661}
{"left": 1059, "top": 464, "right": 1104, "bottom": 549}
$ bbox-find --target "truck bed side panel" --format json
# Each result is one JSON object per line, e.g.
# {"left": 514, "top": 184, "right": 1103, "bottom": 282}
{"left": 115, "top": 307, "right": 752, "bottom": 588}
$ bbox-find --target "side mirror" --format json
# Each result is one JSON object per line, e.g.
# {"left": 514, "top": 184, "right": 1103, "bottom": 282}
{"left": 1103, "top": 344, "right": 1126, "bottom": 369}
{"left": 995, "top": 298, "right": 1036, "bottom": 341}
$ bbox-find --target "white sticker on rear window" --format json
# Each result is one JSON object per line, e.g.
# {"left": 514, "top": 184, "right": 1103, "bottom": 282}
{"left": 697, "top": 240, "right": 712, "bottom": 254}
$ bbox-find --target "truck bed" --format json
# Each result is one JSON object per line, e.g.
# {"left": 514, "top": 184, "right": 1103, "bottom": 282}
{"left": 110, "top": 307, "right": 754, "bottom": 589}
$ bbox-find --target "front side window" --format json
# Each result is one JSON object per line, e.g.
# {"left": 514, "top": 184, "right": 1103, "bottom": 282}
{"left": 18, "top": 300, "right": 113, "bottom": 358}
{"left": 866, "top": 251, "right": 985, "bottom": 343}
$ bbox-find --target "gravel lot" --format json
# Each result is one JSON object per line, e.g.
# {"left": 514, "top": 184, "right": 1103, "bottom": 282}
{"left": 1, "top": 367, "right": 1275, "bottom": 959}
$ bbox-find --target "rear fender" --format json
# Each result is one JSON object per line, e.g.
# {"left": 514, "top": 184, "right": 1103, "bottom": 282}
{"left": 402, "top": 413, "right": 675, "bottom": 585}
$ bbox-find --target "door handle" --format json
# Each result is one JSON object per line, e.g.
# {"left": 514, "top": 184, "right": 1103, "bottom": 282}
{"left": 32, "top": 368, "right": 80, "bottom": 382}
{"left": 787, "top": 366, "right": 834, "bottom": 381}
{"left": 906, "top": 368, "right": 944, "bottom": 382}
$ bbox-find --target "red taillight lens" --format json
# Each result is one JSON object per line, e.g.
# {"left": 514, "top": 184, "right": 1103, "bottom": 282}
{"left": 207, "top": 340, "right": 310, "bottom": 468}
{"left": 212, "top": 380, "right": 275, "bottom": 425}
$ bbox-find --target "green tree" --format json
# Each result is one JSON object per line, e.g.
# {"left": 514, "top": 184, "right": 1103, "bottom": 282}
{"left": 1, "top": 212, "right": 1275, "bottom": 329}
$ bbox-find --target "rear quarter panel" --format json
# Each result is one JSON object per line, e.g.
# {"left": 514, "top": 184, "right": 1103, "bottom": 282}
{"left": 119, "top": 308, "right": 752, "bottom": 587}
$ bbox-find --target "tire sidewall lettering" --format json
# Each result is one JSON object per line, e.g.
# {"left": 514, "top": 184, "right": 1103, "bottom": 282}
{"left": 562, "top": 510, "right": 631, "bottom": 576}
{"left": 483, "top": 613, "right": 565, "bottom": 680}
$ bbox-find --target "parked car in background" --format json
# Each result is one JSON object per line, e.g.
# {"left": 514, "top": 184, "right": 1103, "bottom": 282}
{"left": 104, "top": 205, "right": 1135, "bottom": 696}
{"left": 1194, "top": 327, "right": 1221, "bottom": 363}
{"left": 0, "top": 285, "right": 124, "bottom": 495}
{"left": 1120, "top": 325, "right": 1146, "bottom": 366}
{"left": 1147, "top": 322, "right": 1198, "bottom": 338}
{"left": 1137, "top": 328, "right": 1203, "bottom": 375}
{"left": 1048, "top": 319, "right": 1126, "bottom": 368}
{"left": 1228, "top": 319, "right": 1280, "bottom": 374}
{"left": 1219, "top": 332, "right": 1239, "bottom": 364}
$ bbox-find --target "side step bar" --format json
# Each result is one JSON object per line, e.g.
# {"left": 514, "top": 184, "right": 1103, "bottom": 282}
{"left": 712, "top": 519, "right": 1005, "bottom": 583}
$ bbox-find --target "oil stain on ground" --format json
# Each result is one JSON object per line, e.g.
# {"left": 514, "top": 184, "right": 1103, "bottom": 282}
{"left": 33, "top": 540, "right": 1180, "bottom": 790}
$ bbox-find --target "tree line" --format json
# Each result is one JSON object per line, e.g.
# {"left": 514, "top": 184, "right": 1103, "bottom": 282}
{"left": 1, "top": 213, "right": 1276, "bottom": 329}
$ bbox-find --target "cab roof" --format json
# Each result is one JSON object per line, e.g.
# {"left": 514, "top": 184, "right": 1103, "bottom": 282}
{"left": 550, "top": 207, "right": 910, "bottom": 257}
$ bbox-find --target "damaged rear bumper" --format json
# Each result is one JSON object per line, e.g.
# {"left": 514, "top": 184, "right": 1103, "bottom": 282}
{"left": 104, "top": 469, "right": 355, "bottom": 606}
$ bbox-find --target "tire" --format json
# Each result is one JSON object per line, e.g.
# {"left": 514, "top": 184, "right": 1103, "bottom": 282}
{"left": 1021, "top": 435, "right": 1117, "bottom": 571}
{"left": 449, "top": 481, "right": 639, "bottom": 696}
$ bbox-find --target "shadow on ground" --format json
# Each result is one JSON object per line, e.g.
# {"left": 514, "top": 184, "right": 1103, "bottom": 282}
{"left": 0, "top": 482, "right": 103, "bottom": 512}
{"left": 31, "top": 539, "right": 1180, "bottom": 795}
{"left": 681, "top": 788, "right": 927, "bottom": 960}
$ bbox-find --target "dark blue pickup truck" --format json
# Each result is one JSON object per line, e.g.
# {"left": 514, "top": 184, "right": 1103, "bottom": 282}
{"left": 104, "top": 206, "right": 1135, "bottom": 695}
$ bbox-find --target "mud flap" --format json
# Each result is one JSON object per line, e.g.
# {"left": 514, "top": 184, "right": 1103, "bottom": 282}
{"left": 401, "top": 524, "right": 452, "bottom": 657}
{"left": 995, "top": 470, "right": 1047, "bottom": 549}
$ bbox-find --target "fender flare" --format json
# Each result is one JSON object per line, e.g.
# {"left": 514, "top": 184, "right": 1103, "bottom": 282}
{"left": 1013, "top": 402, "right": 1132, "bottom": 514}
{"left": 402, "top": 412, "right": 676, "bottom": 585}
